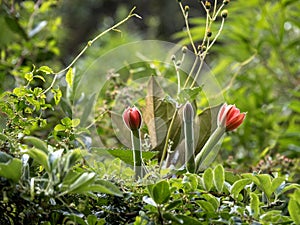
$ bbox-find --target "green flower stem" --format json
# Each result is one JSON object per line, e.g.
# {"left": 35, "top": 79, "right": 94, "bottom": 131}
{"left": 184, "top": 119, "right": 195, "bottom": 173}
{"left": 131, "top": 129, "right": 142, "bottom": 180}
{"left": 159, "top": 108, "right": 178, "bottom": 173}
{"left": 195, "top": 126, "right": 225, "bottom": 172}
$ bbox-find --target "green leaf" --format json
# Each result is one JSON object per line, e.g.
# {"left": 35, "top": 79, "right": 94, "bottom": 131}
{"left": 25, "top": 148, "right": 50, "bottom": 172}
{"left": 182, "top": 173, "right": 198, "bottom": 192}
{"left": 256, "top": 174, "right": 272, "bottom": 200}
{"left": 271, "top": 177, "right": 286, "bottom": 194}
{"left": 250, "top": 192, "right": 260, "bottom": 219}
{"left": 54, "top": 124, "right": 66, "bottom": 132}
{"left": 230, "top": 179, "right": 252, "bottom": 200}
{"left": 213, "top": 164, "right": 224, "bottom": 193}
{"left": 0, "top": 133, "right": 8, "bottom": 141}
{"left": 61, "top": 117, "right": 72, "bottom": 126}
{"left": 203, "top": 167, "right": 213, "bottom": 191}
{"left": 196, "top": 200, "right": 215, "bottom": 212}
{"left": 174, "top": 215, "right": 202, "bottom": 225}
{"left": 281, "top": 183, "right": 300, "bottom": 194}
{"left": 151, "top": 180, "right": 170, "bottom": 204}
{"left": 51, "top": 88, "right": 62, "bottom": 105}
{"left": 72, "top": 118, "right": 80, "bottom": 128}
{"left": 289, "top": 189, "right": 300, "bottom": 224}
{"left": 67, "top": 172, "right": 96, "bottom": 193}
{"left": 202, "top": 194, "right": 219, "bottom": 211}
{"left": 0, "top": 152, "right": 22, "bottom": 182}
{"left": 37, "top": 66, "right": 54, "bottom": 74}
{"left": 4, "top": 15, "right": 27, "bottom": 39}
{"left": 74, "top": 180, "right": 123, "bottom": 197}
{"left": 178, "top": 86, "right": 202, "bottom": 103}
{"left": 66, "top": 67, "right": 74, "bottom": 87}
{"left": 162, "top": 213, "right": 184, "bottom": 224}
{"left": 25, "top": 73, "right": 33, "bottom": 82}
{"left": 63, "top": 149, "right": 83, "bottom": 172}
{"left": 23, "top": 136, "right": 48, "bottom": 153}
{"left": 91, "top": 148, "right": 158, "bottom": 166}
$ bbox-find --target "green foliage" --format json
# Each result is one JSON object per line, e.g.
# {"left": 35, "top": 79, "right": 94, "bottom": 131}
{"left": 0, "top": 0, "right": 299, "bottom": 224}
{"left": 137, "top": 164, "right": 300, "bottom": 224}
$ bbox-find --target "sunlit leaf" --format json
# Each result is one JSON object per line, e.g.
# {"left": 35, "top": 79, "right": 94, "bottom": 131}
{"left": 213, "top": 164, "right": 224, "bottom": 193}
{"left": 23, "top": 136, "right": 48, "bottom": 153}
{"left": 151, "top": 180, "right": 170, "bottom": 204}
{"left": 66, "top": 67, "right": 74, "bottom": 88}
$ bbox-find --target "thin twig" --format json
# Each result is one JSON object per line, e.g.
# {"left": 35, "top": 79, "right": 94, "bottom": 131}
{"left": 42, "top": 7, "right": 141, "bottom": 94}
{"left": 179, "top": 2, "right": 197, "bottom": 54}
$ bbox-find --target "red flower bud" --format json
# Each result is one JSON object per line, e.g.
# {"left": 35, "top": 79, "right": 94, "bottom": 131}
{"left": 123, "top": 106, "right": 142, "bottom": 130}
{"left": 217, "top": 103, "right": 246, "bottom": 131}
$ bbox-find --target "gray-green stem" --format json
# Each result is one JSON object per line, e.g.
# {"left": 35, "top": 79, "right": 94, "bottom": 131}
{"left": 184, "top": 119, "right": 195, "bottom": 173}
{"left": 131, "top": 129, "right": 142, "bottom": 180}
{"left": 195, "top": 126, "right": 225, "bottom": 172}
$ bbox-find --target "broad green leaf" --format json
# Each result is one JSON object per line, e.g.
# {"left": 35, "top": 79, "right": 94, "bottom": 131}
{"left": 87, "top": 215, "right": 98, "bottom": 225}
{"left": 241, "top": 173, "right": 260, "bottom": 186}
{"left": 142, "top": 76, "right": 181, "bottom": 157}
{"left": 165, "top": 200, "right": 182, "bottom": 211}
{"left": 196, "top": 200, "right": 215, "bottom": 212}
{"left": 74, "top": 180, "right": 123, "bottom": 197}
{"left": 225, "top": 171, "right": 240, "bottom": 184}
{"left": 202, "top": 194, "right": 219, "bottom": 211}
{"left": 162, "top": 213, "right": 184, "bottom": 224}
{"left": 271, "top": 177, "right": 286, "bottom": 194}
{"left": 256, "top": 174, "right": 272, "bottom": 200}
{"left": 61, "top": 117, "right": 72, "bottom": 126}
{"left": 67, "top": 172, "right": 96, "bottom": 193}
{"left": 182, "top": 173, "right": 198, "bottom": 192}
{"left": 281, "top": 183, "right": 300, "bottom": 194}
{"left": 72, "top": 118, "right": 80, "bottom": 128}
{"left": 63, "top": 149, "right": 83, "bottom": 172}
{"left": 174, "top": 215, "right": 202, "bottom": 225}
{"left": 203, "top": 167, "right": 213, "bottom": 191}
{"left": 25, "top": 148, "right": 50, "bottom": 172}
{"left": 230, "top": 179, "right": 252, "bottom": 200}
{"left": 54, "top": 124, "right": 66, "bottom": 132}
{"left": 288, "top": 198, "right": 300, "bottom": 225}
{"left": 0, "top": 152, "right": 22, "bottom": 182}
{"left": 213, "top": 164, "right": 224, "bottom": 193}
{"left": 250, "top": 192, "right": 260, "bottom": 219}
{"left": 23, "top": 136, "right": 48, "bottom": 153}
{"left": 37, "top": 66, "right": 54, "bottom": 74}
{"left": 151, "top": 180, "right": 170, "bottom": 204}
{"left": 66, "top": 67, "right": 74, "bottom": 87}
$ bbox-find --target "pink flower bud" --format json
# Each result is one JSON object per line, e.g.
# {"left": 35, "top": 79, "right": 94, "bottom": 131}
{"left": 217, "top": 103, "right": 246, "bottom": 131}
{"left": 123, "top": 106, "right": 142, "bottom": 130}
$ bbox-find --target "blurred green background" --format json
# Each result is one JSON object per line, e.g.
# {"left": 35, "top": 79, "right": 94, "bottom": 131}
{"left": 0, "top": 0, "right": 299, "bottom": 172}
